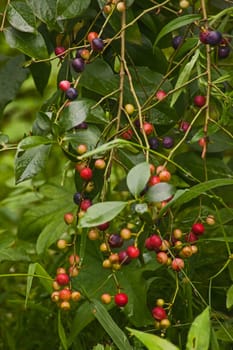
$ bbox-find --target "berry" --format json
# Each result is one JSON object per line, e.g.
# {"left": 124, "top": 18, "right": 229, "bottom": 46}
{"left": 71, "top": 291, "right": 81, "bottom": 301}
{"left": 171, "top": 257, "right": 184, "bottom": 271}
{"left": 173, "top": 229, "right": 183, "bottom": 240}
{"left": 101, "top": 293, "right": 112, "bottom": 304}
{"left": 180, "top": 245, "right": 193, "bottom": 258}
{"left": 179, "top": 120, "right": 190, "bottom": 132}
{"left": 125, "top": 104, "right": 135, "bottom": 115}
{"left": 80, "top": 167, "right": 93, "bottom": 181}
{"left": 54, "top": 46, "right": 66, "bottom": 57}
{"left": 69, "top": 266, "right": 79, "bottom": 277}
{"left": 56, "top": 267, "right": 66, "bottom": 275}
{"left": 146, "top": 234, "right": 162, "bottom": 250}
{"left": 75, "top": 162, "right": 87, "bottom": 172}
{"left": 121, "top": 129, "right": 133, "bottom": 140}
{"left": 152, "top": 306, "right": 167, "bottom": 320}
{"left": 72, "top": 58, "right": 85, "bottom": 73}
{"left": 194, "top": 95, "right": 206, "bottom": 107}
{"left": 73, "top": 192, "right": 82, "bottom": 205}
{"left": 206, "top": 214, "right": 215, "bottom": 225}
{"left": 65, "top": 87, "right": 78, "bottom": 100}
{"left": 109, "top": 253, "right": 119, "bottom": 264}
{"left": 156, "top": 90, "right": 167, "bottom": 100}
{"left": 156, "top": 251, "right": 168, "bottom": 265}
{"left": 56, "top": 273, "right": 70, "bottom": 286}
{"left": 172, "top": 35, "right": 183, "bottom": 49}
{"left": 120, "top": 228, "right": 132, "bottom": 240}
{"left": 108, "top": 234, "right": 123, "bottom": 248}
{"left": 149, "top": 137, "right": 159, "bottom": 150}
{"left": 57, "top": 239, "right": 67, "bottom": 249}
{"left": 148, "top": 175, "right": 161, "bottom": 187}
{"left": 91, "top": 38, "right": 104, "bottom": 51}
{"left": 76, "top": 48, "right": 90, "bottom": 60}
{"left": 185, "top": 232, "right": 198, "bottom": 243}
{"left": 59, "top": 80, "right": 71, "bottom": 91}
{"left": 179, "top": 0, "right": 190, "bottom": 8}
{"left": 126, "top": 246, "right": 140, "bottom": 259}
{"left": 87, "top": 31, "right": 98, "bottom": 43}
{"left": 77, "top": 144, "right": 87, "bottom": 154}
{"left": 59, "top": 288, "right": 72, "bottom": 301}
{"left": 75, "top": 121, "right": 88, "bottom": 129}
{"left": 162, "top": 136, "right": 174, "bottom": 149}
{"left": 64, "top": 212, "right": 74, "bottom": 225}
{"left": 88, "top": 228, "right": 100, "bottom": 240}
{"left": 156, "top": 298, "right": 165, "bottom": 306}
{"left": 60, "top": 301, "right": 71, "bottom": 310}
{"left": 142, "top": 122, "right": 154, "bottom": 135}
{"left": 51, "top": 291, "right": 60, "bottom": 302}
{"left": 206, "top": 30, "right": 222, "bottom": 45}
{"left": 159, "top": 170, "right": 171, "bottom": 182}
{"left": 94, "top": 158, "right": 106, "bottom": 169}
{"left": 97, "top": 222, "right": 110, "bottom": 231}
{"left": 102, "top": 259, "right": 112, "bottom": 269}
{"left": 100, "top": 242, "right": 108, "bottom": 252}
{"left": 118, "top": 250, "right": 131, "bottom": 265}
{"left": 160, "top": 318, "right": 171, "bottom": 329}
{"left": 80, "top": 198, "right": 92, "bottom": 211}
{"left": 69, "top": 254, "right": 80, "bottom": 265}
{"left": 192, "top": 222, "right": 205, "bottom": 235}
{"left": 114, "top": 293, "right": 128, "bottom": 307}
{"left": 218, "top": 46, "right": 230, "bottom": 59}
{"left": 116, "top": 1, "right": 126, "bottom": 12}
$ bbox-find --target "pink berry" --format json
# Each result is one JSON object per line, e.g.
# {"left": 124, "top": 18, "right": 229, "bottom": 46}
{"left": 171, "top": 258, "right": 184, "bottom": 271}
{"left": 59, "top": 80, "right": 71, "bottom": 91}
{"left": 152, "top": 306, "right": 167, "bottom": 320}
{"left": 156, "top": 90, "right": 167, "bottom": 100}
{"left": 194, "top": 95, "right": 206, "bottom": 107}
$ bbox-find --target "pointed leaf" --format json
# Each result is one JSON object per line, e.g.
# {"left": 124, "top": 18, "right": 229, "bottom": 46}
{"left": 7, "top": 1, "right": 36, "bottom": 33}
{"left": 186, "top": 307, "right": 210, "bottom": 350}
{"left": 145, "top": 183, "right": 175, "bottom": 203}
{"left": 58, "top": 311, "right": 68, "bottom": 350}
{"left": 127, "top": 327, "right": 179, "bottom": 350}
{"left": 57, "top": 0, "right": 91, "bottom": 19}
{"left": 91, "top": 300, "right": 133, "bottom": 350}
{"left": 79, "top": 201, "right": 127, "bottom": 227}
{"left": 18, "top": 136, "right": 54, "bottom": 150}
{"left": 127, "top": 162, "right": 151, "bottom": 198}
{"left": 226, "top": 285, "right": 233, "bottom": 309}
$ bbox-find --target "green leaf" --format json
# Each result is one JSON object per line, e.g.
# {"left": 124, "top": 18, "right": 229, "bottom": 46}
{"left": 7, "top": 1, "right": 36, "bottom": 33}
{"left": 32, "top": 112, "right": 52, "bottom": 136}
{"left": 59, "top": 99, "right": 106, "bottom": 131}
{"left": 154, "top": 14, "right": 201, "bottom": 45}
{"left": 15, "top": 144, "right": 51, "bottom": 184}
{"left": 170, "top": 49, "right": 200, "bottom": 107}
{"left": 77, "top": 139, "right": 130, "bottom": 160}
{"left": 79, "top": 201, "right": 127, "bottom": 227}
{"left": 18, "top": 136, "right": 54, "bottom": 149}
{"left": 145, "top": 183, "right": 175, "bottom": 203}
{"left": 58, "top": 311, "right": 68, "bottom": 350}
{"left": 186, "top": 307, "right": 210, "bottom": 350}
{"left": 65, "top": 125, "right": 102, "bottom": 151}
{"left": 127, "top": 327, "right": 179, "bottom": 350}
{"left": 0, "top": 246, "right": 30, "bottom": 263}
{"left": 91, "top": 300, "right": 133, "bottom": 350}
{"left": 27, "top": 0, "right": 58, "bottom": 30}
{"left": 57, "top": 0, "right": 91, "bottom": 19}
{"left": 226, "top": 285, "right": 233, "bottom": 309}
{"left": 4, "top": 27, "right": 49, "bottom": 59}
{"left": 127, "top": 162, "right": 150, "bottom": 198}
{"left": 0, "top": 55, "right": 29, "bottom": 114}
{"left": 30, "top": 61, "right": 51, "bottom": 95}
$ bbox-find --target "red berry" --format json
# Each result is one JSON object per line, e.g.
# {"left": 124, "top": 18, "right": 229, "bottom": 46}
{"left": 121, "top": 129, "right": 133, "bottom": 140}
{"left": 171, "top": 258, "right": 184, "bottom": 271}
{"left": 87, "top": 31, "right": 98, "bottom": 43}
{"left": 146, "top": 234, "right": 162, "bottom": 250}
{"left": 126, "top": 246, "right": 140, "bottom": 259}
{"left": 192, "top": 222, "right": 205, "bottom": 235}
{"left": 59, "top": 80, "right": 71, "bottom": 91}
{"left": 114, "top": 293, "right": 128, "bottom": 307}
{"left": 159, "top": 170, "right": 171, "bottom": 182}
{"left": 97, "top": 221, "right": 110, "bottom": 231}
{"left": 142, "top": 122, "right": 154, "bottom": 135}
{"left": 54, "top": 46, "right": 66, "bottom": 57}
{"left": 185, "top": 232, "right": 198, "bottom": 243}
{"left": 59, "top": 288, "right": 72, "bottom": 301}
{"left": 56, "top": 273, "right": 70, "bottom": 286}
{"left": 80, "top": 199, "right": 92, "bottom": 211}
{"left": 152, "top": 306, "right": 167, "bottom": 320}
{"left": 148, "top": 175, "right": 161, "bottom": 187}
{"left": 194, "top": 95, "right": 206, "bottom": 107}
{"left": 80, "top": 167, "right": 93, "bottom": 181}
{"left": 156, "top": 90, "right": 167, "bottom": 100}
{"left": 156, "top": 251, "right": 168, "bottom": 265}
{"left": 64, "top": 212, "right": 74, "bottom": 225}
{"left": 118, "top": 250, "right": 131, "bottom": 265}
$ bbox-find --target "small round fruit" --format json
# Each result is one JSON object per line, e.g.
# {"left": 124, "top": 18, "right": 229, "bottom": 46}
{"left": 173, "top": 228, "right": 183, "bottom": 239}
{"left": 152, "top": 306, "right": 167, "bottom": 320}
{"left": 100, "top": 242, "right": 108, "bottom": 252}
{"left": 94, "top": 158, "right": 106, "bottom": 169}
{"left": 142, "top": 122, "right": 154, "bottom": 135}
{"left": 179, "top": 120, "right": 190, "bottom": 132}
{"left": 118, "top": 250, "right": 131, "bottom": 265}
{"left": 156, "top": 251, "right": 168, "bottom": 265}
{"left": 162, "top": 136, "right": 174, "bottom": 149}
{"left": 97, "top": 222, "right": 110, "bottom": 231}
{"left": 120, "top": 228, "right": 132, "bottom": 240}
{"left": 102, "top": 259, "right": 112, "bottom": 269}
{"left": 145, "top": 234, "right": 162, "bottom": 250}
{"left": 52, "top": 281, "right": 61, "bottom": 291}
{"left": 121, "top": 129, "right": 133, "bottom": 140}
{"left": 57, "top": 239, "right": 67, "bottom": 249}
{"left": 114, "top": 293, "right": 128, "bottom": 307}
{"left": 156, "top": 90, "right": 167, "bottom": 100}
{"left": 101, "top": 293, "right": 112, "bottom": 304}
{"left": 87, "top": 31, "right": 98, "bottom": 43}
{"left": 103, "top": 4, "right": 112, "bottom": 14}
{"left": 126, "top": 246, "right": 140, "bottom": 259}
{"left": 59, "top": 80, "right": 71, "bottom": 91}
{"left": 206, "top": 30, "right": 222, "bottom": 45}
{"left": 80, "top": 199, "right": 92, "bottom": 211}
{"left": 160, "top": 318, "right": 171, "bottom": 329}
{"left": 73, "top": 192, "right": 82, "bottom": 205}
{"left": 72, "top": 58, "right": 85, "bottom": 73}
{"left": 91, "top": 38, "right": 104, "bottom": 51}
{"left": 160, "top": 239, "right": 170, "bottom": 251}
{"left": 51, "top": 291, "right": 60, "bottom": 302}
{"left": 194, "top": 95, "right": 206, "bottom": 107}
{"left": 69, "top": 254, "right": 80, "bottom": 265}
{"left": 75, "top": 162, "right": 87, "bottom": 172}
{"left": 54, "top": 46, "right": 66, "bottom": 57}
{"left": 60, "top": 301, "right": 71, "bottom": 311}
{"left": 180, "top": 245, "right": 193, "bottom": 258}
{"left": 185, "top": 232, "right": 198, "bottom": 243}
{"left": 206, "top": 214, "right": 215, "bottom": 225}
{"left": 172, "top": 35, "right": 183, "bottom": 49}
{"left": 171, "top": 257, "right": 184, "bottom": 271}
{"left": 80, "top": 167, "right": 93, "bottom": 181}
{"left": 71, "top": 291, "right": 81, "bottom": 301}
{"left": 148, "top": 175, "right": 161, "bottom": 187}
{"left": 218, "top": 45, "right": 230, "bottom": 59}
{"left": 192, "top": 222, "right": 205, "bottom": 235}
{"left": 59, "top": 288, "right": 72, "bottom": 301}
{"left": 56, "top": 273, "right": 70, "bottom": 286}
{"left": 75, "top": 121, "right": 88, "bottom": 129}
{"left": 76, "top": 48, "right": 90, "bottom": 60}
{"left": 109, "top": 253, "right": 119, "bottom": 264}
{"left": 69, "top": 266, "right": 79, "bottom": 277}
{"left": 88, "top": 228, "right": 100, "bottom": 240}
{"left": 77, "top": 144, "right": 87, "bottom": 154}
{"left": 179, "top": 0, "right": 190, "bottom": 8}
{"left": 65, "top": 87, "right": 78, "bottom": 100}
{"left": 159, "top": 170, "right": 171, "bottom": 182}
{"left": 56, "top": 267, "right": 67, "bottom": 275}
{"left": 156, "top": 298, "right": 165, "bottom": 307}
{"left": 149, "top": 137, "right": 159, "bottom": 150}
{"left": 199, "top": 30, "right": 209, "bottom": 44}
{"left": 191, "top": 245, "right": 198, "bottom": 254}
{"left": 64, "top": 212, "right": 74, "bottom": 225}
{"left": 125, "top": 104, "right": 135, "bottom": 115}
{"left": 116, "top": 1, "right": 126, "bottom": 12}
{"left": 108, "top": 234, "right": 123, "bottom": 248}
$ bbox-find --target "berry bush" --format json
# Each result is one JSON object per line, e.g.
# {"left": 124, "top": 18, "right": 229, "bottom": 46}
{"left": 0, "top": 0, "right": 233, "bottom": 349}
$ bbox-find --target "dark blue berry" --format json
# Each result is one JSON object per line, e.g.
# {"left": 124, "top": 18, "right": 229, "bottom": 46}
{"left": 73, "top": 192, "right": 82, "bottom": 204}
{"left": 72, "top": 58, "right": 85, "bottom": 72}
{"left": 218, "top": 46, "right": 230, "bottom": 58}
{"left": 65, "top": 87, "right": 78, "bottom": 100}
{"left": 205, "top": 31, "right": 222, "bottom": 46}
{"left": 149, "top": 137, "right": 159, "bottom": 150}
{"left": 108, "top": 234, "right": 123, "bottom": 248}
{"left": 162, "top": 136, "right": 174, "bottom": 149}
{"left": 91, "top": 38, "right": 104, "bottom": 51}
{"left": 172, "top": 36, "right": 183, "bottom": 49}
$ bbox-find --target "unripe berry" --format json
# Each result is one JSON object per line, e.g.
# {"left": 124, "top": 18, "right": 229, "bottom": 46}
{"left": 125, "top": 104, "right": 135, "bottom": 115}
{"left": 76, "top": 144, "right": 87, "bottom": 154}
{"left": 156, "top": 298, "right": 165, "bottom": 306}
{"left": 179, "top": 0, "right": 190, "bottom": 9}
{"left": 56, "top": 267, "right": 67, "bottom": 275}
{"left": 160, "top": 318, "right": 171, "bottom": 329}
{"left": 156, "top": 251, "right": 169, "bottom": 265}
{"left": 69, "top": 266, "right": 79, "bottom": 277}
{"left": 120, "top": 228, "right": 132, "bottom": 240}
{"left": 57, "top": 239, "right": 67, "bottom": 249}
{"left": 109, "top": 253, "right": 119, "bottom": 264}
{"left": 87, "top": 31, "right": 98, "bottom": 43}
{"left": 171, "top": 257, "right": 184, "bottom": 271}
{"left": 64, "top": 212, "right": 74, "bottom": 225}
{"left": 101, "top": 293, "right": 112, "bottom": 304}
{"left": 206, "top": 214, "right": 215, "bottom": 225}
{"left": 102, "top": 259, "right": 112, "bottom": 269}
{"left": 114, "top": 293, "right": 128, "bottom": 307}
{"left": 156, "top": 90, "right": 167, "bottom": 100}
{"left": 116, "top": 1, "right": 126, "bottom": 12}
{"left": 152, "top": 306, "right": 167, "bottom": 320}
{"left": 71, "top": 291, "right": 81, "bottom": 302}
{"left": 100, "top": 242, "right": 108, "bottom": 252}
{"left": 159, "top": 170, "right": 171, "bottom": 182}
{"left": 173, "top": 228, "right": 183, "bottom": 239}
{"left": 88, "top": 228, "right": 100, "bottom": 240}
{"left": 94, "top": 158, "right": 106, "bottom": 169}
{"left": 180, "top": 245, "right": 193, "bottom": 258}
{"left": 59, "top": 288, "right": 72, "bottom": 301}
{"left": 60, "top": 301, "right": 71, "bottom": 311}
{"left": 69, "top": 254, "right": 80, "bottom": 265}
{"left": 51, "top": 291, "right": 60, "bottom": 302}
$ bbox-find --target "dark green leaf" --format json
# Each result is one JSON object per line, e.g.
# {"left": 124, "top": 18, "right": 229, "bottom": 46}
{"left": 7, "top": 1, "right": 36, "bottom": 33}
{"left": 186, "top": 307, "right": 210, "bottom": 350}
{"left": 226, "top": 285, "right": 233, "bottom": 309}
{"left": 91, "top": 300, "right": 133, "bottom": 350}
{"left": 58, "top": 311, "right": 68, "bottom": 350}
{"left": 145, "top": 183, "right": 175, "bottom": 203}
{"left": 27, "top": 0, "right": 58, "bottom": 30}
{"left": 127, "top": 162, "right": 150, "bottom": 198}
{"left": 79, "top": 201, "right": 127, "bottom": 227}
{"left": 30, "top": 61, "right": 51, "bottom": 95}
{"left": 57, "top": 0, "right": 91, "bottom": 19}
{"left": 18, "top": 136, "right": 54, "bottom": 150}
{"left": 32, "top": 112, "right": 52, "bottom": 136}
{"left": 4, "top": 27, "right": 49, "bottom": 59}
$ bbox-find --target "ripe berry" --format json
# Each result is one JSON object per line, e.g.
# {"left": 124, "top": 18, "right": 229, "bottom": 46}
{"left": 57, "top": 239, "right": 67, "bottom": 249}
{"left": 192, "top": 222, "right": 205, "bottom": 235}
{"left": 118, "top": 250, "right": 131, "bottom": 265}
{"left": 152, "top": 306, "right": 167, "bottom": 320}
{"left": 172, "top": 35, "right": 183, "bottom": 49}
{"left": 149, "top": 137, "right": 159, "bottom": 150}
{"left": 121, "top": 129, "right": 133, "bottom": 140}
{"left": 56, "top": 273, "right": 70, "bottom": 286}
{"left": 148, "top": 175, "right": 161, "bottom": 187}
{"left": 126, "top": 246, "right": 140, "bottom": 259}
{"left": 59, "top": 80, "right": 71, "bottom": 91}
{"left": 218, "top": 46, "right": 230, "bottom": 59}
{"left": 159, "top": 170, "right": 171, "bottom": 182}
{"left": 80, "top": 198, "right": 92, "bottom": 211}
{"left": 194, "top": 95, "right": 206, "bottom": 107}
{"left": 80, "top": 167, "right": 93, "bottom": 181}
{"left": 114, "top": 293, "right": 128, "bottom": 307}
{"left": 91, "top": 38, "right": 104, "bottom": 51}
{"left": 156, "top": 90, "right": 167, "bottom": 100}
{"left": 65, "top": 87, "right": 78, "bottom": 100}
{"left": 75, "top": 121, "right": 88, "bottom": 129}
{"left": 97, "top": 222, "right": 110, "bottom": 231}
{"left": 54, "top": 46, "right": 66, "bottom": 57}
{"left": 59, "top": 288, "right": 72, "bottom": 301}
{"left": 171, "top": 257, "right": 184, "bottom": 271}
{"left": 145, "top": 234, "right": 162, "bottom": 250}
{"left": 185, "top": 232, "right": 198, "bottom": 243}
{"left": 162, "top": 136, "right": 174, "bottom": 149}
{"left": 206, "top": 30, "right": 222, "bottom": 45}
{"left": 101, "top": 293, "right": 112, "bottom": 304}
{"left": 72, "top": 58, "right": 85, "bottom": 73}
{"left": 108, "top": 234, "right": 123, "bottom": 248}
{"left": 64, "top": 212, "right": 74, "bottom": 225}
{"left": 125, "top": 104, "right": 135, "bottom": 115}
{"left": 87, "top": 31, "right": 98, "bottom": 43}
{"left": 156, "top": 251, "right": 168, "bottom": 265}
{"left": 77, "top": 144, "right": 87, "bottom": 154}
{"left": 76, "top": 48, "right": 90, "bottom": 60}
{"left": 142, "top": 122, "right": 154, "bottom": 135}
{"left": 73, "top": 192, "right": 82, "bottom": 205}
{"left": 179, "top": 120, "right": 190, "bottom": 132}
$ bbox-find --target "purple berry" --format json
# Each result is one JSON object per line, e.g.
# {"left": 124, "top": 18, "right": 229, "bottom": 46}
{"left": 75, "top": 121, "right": 88, "bottom": 129}
{"left": 72, "top": 58, "right": 85, "bottom": 73}
{"left": 65, "top": 87, "right": 78, "bottom": 100}
{"left": 200, "top": 30, "right": 222, "bottom": 46}
{"left": 162, "top": 136, "right": 174, "bottom": 149}
{"left": 73, "top": 192, "right": 82, "bottom": 204}
{"left": 118, "top": 250, "right": 131, "bottom": 265}
{"left": 179, "top": 121, "right": 190, "bottom": 132}
{"left": 172, "top": 36, "right": 183, "bottom": 49}
{"left": 91, "top": 38, "right": 104, "bottom": 51}
{"left": 218, "top": 46, "right": 230, "bottom": 59}
{"left": 149, "top": 137, "right": 159, "bottom": 150}
{"left": 108, "top": 234, "right": 123, "bottom": 248}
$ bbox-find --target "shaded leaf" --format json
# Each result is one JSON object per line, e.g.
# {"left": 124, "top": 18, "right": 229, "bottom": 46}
{"left": 0, "top": 246, "right": 30, "bottom": 263}
{"left": 57, "top": 0, "right": 91, "bottom": 19}
{"left": 30, "top": 61, "right": 51, "bottom": 95}
{"left": 7, "top": 1, "right": 36, "bottom": 33}
{"left": 27, "top": 0, "right": 58, "bottom": 30}
{"left": 18, "top": 136, "right": 54, "bottom": 149}
{"left": 145, "top": 183, "right": 175, "bottom": 203}
{"left": 186, "top": 307, "right": 210, "bottom": 350}
{"left": 127, "top": 162, "right": 150, "bottom": 198}
{"left": 58, "top": 311, "right": 68, "bottom": 350}
{"left": 226, "top": 285, "right": 233, "bottom": 309}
